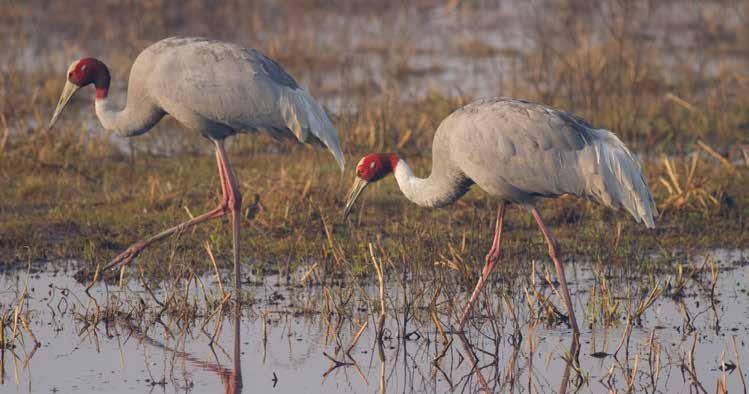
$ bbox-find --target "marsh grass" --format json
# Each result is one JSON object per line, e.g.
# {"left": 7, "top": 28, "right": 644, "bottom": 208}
{"left": 0, "top": 246, "right": 746, "bottom": 391}
{"left": 0, "top": 0, "right": 747, "bottom": 281}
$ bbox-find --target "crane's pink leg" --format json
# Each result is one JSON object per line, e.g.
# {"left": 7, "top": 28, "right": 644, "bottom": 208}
{"left": 104, "top": 140, "right": 242, "bottom": 276}
{"left": 457, "top": 202, "right": 505, "bottom": 331}
{"left": 529, "top": 206, "right": 580, "bottom": 334}
{"left": 215, "top": 142, "right": 243, "bottom": 294}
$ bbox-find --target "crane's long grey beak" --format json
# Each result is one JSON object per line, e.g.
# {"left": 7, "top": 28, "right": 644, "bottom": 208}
{"left": 343, "top": 177, "right": 369, "bottom": 220}
{"left": 49, "top": 81, "right": 81, "bottom": 130}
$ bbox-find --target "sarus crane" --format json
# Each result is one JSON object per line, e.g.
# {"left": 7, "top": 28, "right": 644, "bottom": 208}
{"left": 49, "top": 37, "right": 345, "bottom": 292}
{"left": 343, "top": 98, "right": 656, "bottom": 333}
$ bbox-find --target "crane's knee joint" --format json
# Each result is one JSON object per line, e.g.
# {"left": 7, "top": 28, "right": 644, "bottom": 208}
{"left": 485, "top": 252, "right": 501, "bottom": 265}
{"left": 230, "top": 191, "right": 242, "bottom": 211}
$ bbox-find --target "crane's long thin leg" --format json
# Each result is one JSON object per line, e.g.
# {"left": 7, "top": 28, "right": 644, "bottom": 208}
{"left": 104, "top": 140, "right": 242, "bottom": 275}
{"left": 529, "top": 206, "right": 580, "bottom": 334}
{"left": 214, "top": 141, "right": 243, "bottom": 295}
{"left": 457, "top": 202, "right": 505, "bottom": 332}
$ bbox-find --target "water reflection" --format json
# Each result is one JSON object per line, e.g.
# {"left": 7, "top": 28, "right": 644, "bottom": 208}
{"left": 113, "top": 302, "right": 243, "bottom": 393}
{"left": 455, "top": 329, "right": 581, "bottom": 393}
{"left": 0, "top": 249, "right": 746, "bottom": 393}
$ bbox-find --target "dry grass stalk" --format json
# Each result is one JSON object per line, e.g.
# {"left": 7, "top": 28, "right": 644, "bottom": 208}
{"left": 0, "top": 114, "right": 9, "bottom": 151}
{"left": 204, "top": 242, "right": 226, "bottom": 297}
{"left": 428, "top": 286, "right": 448, "bottom": 344}
{"left": 345, "top": 320, "right": 368, "bottom": 356}
{"left": 632, "top": 284, "right": 662, "bottom": 324}
{"left": 658, "top": 154, "right": 720, "bottom": 212}
{"left": 368, "top": 243, "right": 386, "bottom": 320}
{"left": 697, "top": 140, "right": 737, "bottom": 175}
{"left": 731, "top": 336, "right": 747, "bottom": 394}
{"left": 627, "top": 354, "right": 639, "bottom": 392}
{"left": 685, "top": 333, "right": 708, "bottom": 394}
{"left": 613, "top": 318, "right": 632, "bottom": 358}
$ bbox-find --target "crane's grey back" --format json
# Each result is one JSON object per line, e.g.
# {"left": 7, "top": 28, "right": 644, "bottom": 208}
{"left": 432, "top": 98, "right": 656, "bottom": 227}
{"left": 123, "top": 37, "right": 344, "bottom": 170}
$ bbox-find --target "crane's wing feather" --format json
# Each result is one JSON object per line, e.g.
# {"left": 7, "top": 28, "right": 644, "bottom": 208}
{"left": 246, "top": 49, "right": 344, "bottom": 172}
{"left": 443, "top": 98, "right": 656, "bottom": 227}
{"left": 141, "top": 37, "right": 344, "bottom": 171}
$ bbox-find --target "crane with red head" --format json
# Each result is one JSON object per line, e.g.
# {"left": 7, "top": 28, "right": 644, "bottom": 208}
{"left": 343, "top": 98, "right": 657, "bottom": 334}
{"left": 49, "top": 37, "right": 345, "bottom": 294}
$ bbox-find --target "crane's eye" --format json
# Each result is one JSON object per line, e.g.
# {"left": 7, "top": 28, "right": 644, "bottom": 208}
{"left": 369, "top": 162, "right": 376, "bottom": 169}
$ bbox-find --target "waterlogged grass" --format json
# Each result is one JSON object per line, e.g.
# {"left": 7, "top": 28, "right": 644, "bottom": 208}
{"left": 1, "top": 248, "right": 747, "bottom": 392}
{"left": 0, "top": 120, "right": 746, "bottom": 282}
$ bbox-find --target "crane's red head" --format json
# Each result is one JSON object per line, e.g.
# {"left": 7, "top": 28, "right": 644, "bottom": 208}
{"left": 343, "top": 153, "right": 400, "bottom": 219}
{"left": 355, "top": 153, "right": 400, "bottom": 182}
{"left": 49, "top": 58, "right": 111, "bottom": 130}
{"left": 67, "top": 58, "right": 111, "bottom": 99}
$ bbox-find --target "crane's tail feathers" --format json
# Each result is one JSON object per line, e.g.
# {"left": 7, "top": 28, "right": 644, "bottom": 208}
{"left": 582, "top": 130, "right": 657, "bottom": 228}
{"left": 279, "top": 88, "right": 345, "bottom": 172}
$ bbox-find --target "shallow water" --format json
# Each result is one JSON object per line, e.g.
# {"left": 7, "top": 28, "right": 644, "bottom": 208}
{"left": 0, "top": 249, "right": 747, "bottom": 393}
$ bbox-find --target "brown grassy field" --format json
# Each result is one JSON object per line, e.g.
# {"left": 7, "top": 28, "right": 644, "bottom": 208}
{"left": 1, "top": 0, "right": 747, "bottom": 280}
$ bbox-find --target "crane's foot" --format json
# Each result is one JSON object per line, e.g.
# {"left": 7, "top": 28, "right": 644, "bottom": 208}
{"left": 103, "top": 241, "right": 148, "bottom": 273}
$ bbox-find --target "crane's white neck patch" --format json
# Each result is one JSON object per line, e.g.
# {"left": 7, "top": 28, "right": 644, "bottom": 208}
{"left": 393, "top": 158, "right": 466, "bottom": 208}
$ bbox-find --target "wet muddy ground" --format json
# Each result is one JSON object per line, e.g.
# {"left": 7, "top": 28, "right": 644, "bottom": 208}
{"left": 1, "top": 249, "right": 746, "bottom": 393}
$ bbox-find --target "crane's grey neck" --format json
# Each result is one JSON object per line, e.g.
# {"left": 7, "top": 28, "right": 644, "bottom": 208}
{"left": 95, "top": 95, "right": 164, "bottom": 138}
{"left": 393, "top": 159, "right": 472, "bottom": 208}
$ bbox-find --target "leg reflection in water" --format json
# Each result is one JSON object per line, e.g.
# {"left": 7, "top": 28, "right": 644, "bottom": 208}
{"left": 455, "top": 331, "right": 581, "bottom": 393}
{"left": 118, "top": 303, "right": 243, "bottom": 394}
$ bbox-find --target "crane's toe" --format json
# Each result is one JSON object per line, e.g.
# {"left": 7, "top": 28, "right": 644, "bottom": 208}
{"left": 104, "top": 241, "right": 147, "bottom": 272}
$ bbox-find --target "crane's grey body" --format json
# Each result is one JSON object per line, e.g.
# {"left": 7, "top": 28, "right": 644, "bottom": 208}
{"left": 95, "top": 36, "right": 344, "bottom": 170}
{"left": 394, "top": 98, "right": 656, "bottom": 228}
{"left": 49, "top": 37, "right": 346, "bottom": 287}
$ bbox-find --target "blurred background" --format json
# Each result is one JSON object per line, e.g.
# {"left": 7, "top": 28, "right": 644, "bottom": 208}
{"left": 3, "top": 0, "right": 748, "bottom": 153}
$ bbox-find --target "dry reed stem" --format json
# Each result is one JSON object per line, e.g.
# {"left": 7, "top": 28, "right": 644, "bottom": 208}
{"left": 368, "top": 243, "right": 386, "bottom": 318}
{"left": 613, "top": 318, "right": 632, "bottom": 358}
{"left": 0, "top": 114, "right": 9, "bottom": 152}
{"left": 428, "top": 286, "right": 448, "bottom": 344}
{"left": 665, "top": 93, "right": 706, "bottom": 121}
{"left": 683, "top": 332, "right": 708, "bottom": 394}
{"left": 732, "top": 336, "right": 747, "bottom": 394}
{"left": 431, "top": 337, "right": 452, "bottom": 367}
{"left": 697, "top": 140, "right": 736, "bottom": 175}
{"left": 19, "top": 317, "right": 39, "bottom": 347}
{"left": 627, "top": 354, "right": 639, "bottom": 392}
{"left": 345, "top": 320, "right": 368, "bottom": 356}
{"left": 298, "top": 263, "right": 318, "bottom": 285}
{"left": 204, "top": 242, "right": 225, "bottom": 296}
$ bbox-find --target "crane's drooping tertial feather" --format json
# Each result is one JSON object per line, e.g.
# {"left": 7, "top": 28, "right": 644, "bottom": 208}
{"left": 344, "top": 97, "right": 657, "bottom": 334}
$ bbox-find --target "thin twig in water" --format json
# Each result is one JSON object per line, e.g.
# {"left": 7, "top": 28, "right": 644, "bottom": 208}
{"left": 732, "top": 336, "right": 747, "bottom": 394}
